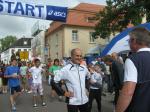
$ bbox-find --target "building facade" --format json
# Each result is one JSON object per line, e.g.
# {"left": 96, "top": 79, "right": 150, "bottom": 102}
{"left": 45, "top": 3, "right": 107, "bottom": 59}
{"left": 31, "top": 31, "right": 45, "bottom": 63}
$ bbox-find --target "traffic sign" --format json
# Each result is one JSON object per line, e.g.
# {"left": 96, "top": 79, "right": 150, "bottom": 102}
{"left": 19, "top": 51, "right": 29, "bottom": 60}
{"left": 24, "top": 51, "right": 29, "bottom": 59}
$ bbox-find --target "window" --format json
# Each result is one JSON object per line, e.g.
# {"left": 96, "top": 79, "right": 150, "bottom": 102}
{"left": 72, "top": 30, "right": 78, "bottom": 42}
{"left": 89, "top": 32, "right": 95, "bottom": 43}
{"left": 24, "top": 49, "right": 27, "bottom": 51}
{"left": 87, "top": 17, "right": 95, "bottom": 23}
{"left": 24, "top": 41, "right": 27, "bottom": 45}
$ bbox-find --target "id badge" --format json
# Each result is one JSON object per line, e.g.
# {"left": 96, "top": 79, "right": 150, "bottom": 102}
{"left": 34, "top": 75, "right": 38, "bottom": 79}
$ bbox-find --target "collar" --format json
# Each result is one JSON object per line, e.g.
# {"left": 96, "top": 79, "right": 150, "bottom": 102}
{"left": 69, "top": 61, "right": 80, "bottom": 67}
{"left": 35, "top": 66, "right": 40, "bottom": 68}
{"left": 69, "top": 61, "right": 84, "bottom": 70}
{"left": 137, "top": 48, "right": 150, "bottom": 52}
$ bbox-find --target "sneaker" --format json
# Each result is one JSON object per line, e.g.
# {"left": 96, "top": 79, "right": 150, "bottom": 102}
{"left": 33, "top": 104, "right": 38, "bottom": 108}
{"left": 3, "top": 91, "right": 7, "bottom": 94}
{"left": 21, "top": 89, "right": 24, "bottom": 92}
{"left": 25, "top": 89, "right": 28, "bottom": 92}
{"left": 58, "top": 96, "right": 63, "bottom": 102}
{"left": 27, "top": 90, "right": 32, "bottom": 93}
{"left": 42, "top": 102, "right": 46, "bottom": 106}
{"left": 12, "top": 105, "right": 16, "bottom": 111}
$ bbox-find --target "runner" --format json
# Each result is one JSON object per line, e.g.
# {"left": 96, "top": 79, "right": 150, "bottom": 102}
{"left": 49, "top": 58, "right": 62, "bottom": 101}
{"left": 4, "top": 58, "right": 21, "bottom": 111}
{"left": 20, "top": 61, "right": 28, "bottom": 92}
{"left": 29, "top": 59, "right": 46, "bottom": 108}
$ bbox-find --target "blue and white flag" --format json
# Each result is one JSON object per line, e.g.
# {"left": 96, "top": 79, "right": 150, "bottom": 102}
{"left": 101, "top": 22, "right": 150, "bottom": 57}
{"left": 0, "top": 0, "right": 68, "bottom": 22}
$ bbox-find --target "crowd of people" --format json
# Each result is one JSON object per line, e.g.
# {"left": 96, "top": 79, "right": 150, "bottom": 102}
{"left": 0, "top": 27, "right": 150, "bottom": 112}
{"left": 0, "top": 49, "right": 124, "bottom": 112}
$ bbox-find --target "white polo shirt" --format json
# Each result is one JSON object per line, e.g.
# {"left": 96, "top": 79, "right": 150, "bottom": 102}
{"left": 29, "top": 66, "right": 44, "bottom": 84}
{"left": 124, "top": 48, "right": 150, "bottom": 83}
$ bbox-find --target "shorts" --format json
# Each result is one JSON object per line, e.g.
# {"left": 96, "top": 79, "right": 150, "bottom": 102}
{"left": 2, "top": 77, "right": 8, "bottom": 86}
{"left": 28, "top": 78, "right": 32, "bottom": 86}
{"left": 32, "top": 83, "right": 43, "bottom": 96}
{"left": 21, "top": 76, "right": 27, "bottom": 84}
{"left": 10, "top": 86, "right": 21, "bottom": 95}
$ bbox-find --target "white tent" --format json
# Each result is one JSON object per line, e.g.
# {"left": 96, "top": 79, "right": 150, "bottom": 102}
{"left": 101, "top": 22, "right": 150, "bottom": 57}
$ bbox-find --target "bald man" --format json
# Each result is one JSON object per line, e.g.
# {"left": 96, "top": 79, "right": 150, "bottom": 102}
{"left": 54, "top": 48, "right": 90, "bottom": 112}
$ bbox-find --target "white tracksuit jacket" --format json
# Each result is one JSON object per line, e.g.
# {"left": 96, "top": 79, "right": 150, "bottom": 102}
{"left": 54, "top": 63, "right": 89, "bottom": 105}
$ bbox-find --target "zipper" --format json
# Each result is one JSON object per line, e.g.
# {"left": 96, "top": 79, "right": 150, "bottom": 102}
{"left": 77, "top": 66, "right": 83, "bottom": 104}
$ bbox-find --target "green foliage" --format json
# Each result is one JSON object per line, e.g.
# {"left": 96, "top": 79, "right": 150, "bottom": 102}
{"left": 0, "top": 36, "right": 17, "bottom": 52}
{"left": 94, "top": 0, "right": 150, "bottom": 39}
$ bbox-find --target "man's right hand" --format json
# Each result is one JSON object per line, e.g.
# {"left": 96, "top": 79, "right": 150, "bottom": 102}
{"left": 90, "top": 80, "right": 96, "bottom": 84}
{"left": 11, "top": 74, "right": 19, "bottom": 78}
{"left": 64, "top": 91, "right": 74, "bottom": 97}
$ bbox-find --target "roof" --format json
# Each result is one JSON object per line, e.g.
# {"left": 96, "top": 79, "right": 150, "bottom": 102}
{"left": 0, "top": 38, "right": 32, "bottom": 54}
{"left": 46, "top": 3, "right": 105, "bottom": 36}
{"left": 10, "top": 38, "right": 32, "bottom": 48}
{"left": 73, "top": 3, "right": 105, "bottom": 13}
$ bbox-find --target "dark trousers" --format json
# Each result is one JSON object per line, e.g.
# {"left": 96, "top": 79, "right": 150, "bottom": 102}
{"left": 89, "top": 89, "right": 101, "bottom": 112}
{"left": 106, "top": 75, "right": 113, "bottom": 93}
{"left": 114, "top": 89, "right": 119, "bottom": 105}
{"left": 67, "top": 103, "right": 89, "bottom": 112}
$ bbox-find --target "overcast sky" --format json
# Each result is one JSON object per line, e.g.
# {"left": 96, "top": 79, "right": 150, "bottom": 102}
{"left": 0, "top": 0, "right": 106, "bottom": 39}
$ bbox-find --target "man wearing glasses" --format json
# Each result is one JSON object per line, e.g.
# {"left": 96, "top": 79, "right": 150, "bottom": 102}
{"left": 116, "top": 27, "right": 150, "bottom": 112}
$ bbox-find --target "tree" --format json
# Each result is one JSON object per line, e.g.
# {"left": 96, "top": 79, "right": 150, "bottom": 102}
{"left": 93, "top": 0, "right": 150, "bottom": 39}
{"left": 0, "top": 36, "right": 17, "bottom": 52}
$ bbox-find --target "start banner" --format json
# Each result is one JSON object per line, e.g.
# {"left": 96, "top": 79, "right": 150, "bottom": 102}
{"left": 0, "top": 0, "right": 68, "bottom": 22}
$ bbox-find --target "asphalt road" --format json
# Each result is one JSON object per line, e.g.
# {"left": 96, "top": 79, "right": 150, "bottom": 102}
{"left": 0, "top": 82, "right": 113, "bottom": 112}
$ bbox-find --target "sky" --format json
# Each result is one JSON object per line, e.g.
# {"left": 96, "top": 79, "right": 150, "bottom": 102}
{"left": 0, "top": 0, "right": 106, "bottom": 39}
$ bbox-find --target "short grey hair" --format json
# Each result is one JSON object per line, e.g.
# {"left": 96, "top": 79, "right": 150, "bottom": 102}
{"left": 129, "top": 27, "right": 150, "bottom": 46}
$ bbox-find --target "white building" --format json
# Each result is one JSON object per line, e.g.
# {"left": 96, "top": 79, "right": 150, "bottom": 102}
{"left": 31, "top": 21, "right": 47, "bottom": 63}
{"left": 0, "top": 38, "right": 32, "bottom": 64}
{"left": 31, "top": 31, "right": 45, "bottom": 63}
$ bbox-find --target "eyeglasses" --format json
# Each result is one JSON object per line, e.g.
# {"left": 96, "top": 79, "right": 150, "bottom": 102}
{"left": 128, "top": 38, "right": 135, "bottom": 43}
